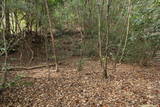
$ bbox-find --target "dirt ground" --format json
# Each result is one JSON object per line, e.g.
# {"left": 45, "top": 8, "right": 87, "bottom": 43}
{"left": 0, "top": 57, "right": 159, "bottom": 107}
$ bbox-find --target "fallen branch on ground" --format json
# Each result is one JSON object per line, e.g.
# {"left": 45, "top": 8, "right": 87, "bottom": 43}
{"left": 7, "top": 63, "right": 63, "bottom": 71}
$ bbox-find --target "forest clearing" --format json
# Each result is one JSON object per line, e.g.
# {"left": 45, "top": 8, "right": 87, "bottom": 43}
{"left": 0, "top": 0, "right": 160, "bottom": 107}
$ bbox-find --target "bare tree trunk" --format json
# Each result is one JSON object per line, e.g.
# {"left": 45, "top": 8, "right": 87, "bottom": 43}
{"left": 14, "top": 11, "right": 18, "bottom": 33}
{"left": 44, "top": 0, "right": 58, "bottom": 72}
{"left": 119, "top": 0, "right": 131, "bottom": 63}
{"left": 43, "top": 30, "right": 51, "bottom": 79}
{"left": 11, "top": 12, "right": 15, "bottom": 33}
{"left": 0, "top": 0, "right": 2, "bottom": 19}
{"left": 5, "top": 0, "right": 10, "bottom": 39}
{"left": 1, "top": 0, "right": 8, "bottom": 87}
{"left": 77, "top": 8, "right": 84, "bottom": 71}
{"left": 98, "top": 4, "right": 103, "bottom": 67}
{"left": 103, "top": 0, "right": 111, "bottom": 79}
{"left": 113, "top": 0, "right": 131, "bottom": 72}
{"left": 1, "top": 24, "right": 8, "bottom": 87}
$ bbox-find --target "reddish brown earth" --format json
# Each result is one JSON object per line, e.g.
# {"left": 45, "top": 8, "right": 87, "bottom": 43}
{"left": 0, "top": 57, "right": 159, "bottom": 107}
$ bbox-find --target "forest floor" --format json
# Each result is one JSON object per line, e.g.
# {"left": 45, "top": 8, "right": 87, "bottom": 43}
{"left": 0, "top": 32, "right": 160, "bottom": 107}
{"left": 0, "top": 57, "right": 160, "bottom": 107}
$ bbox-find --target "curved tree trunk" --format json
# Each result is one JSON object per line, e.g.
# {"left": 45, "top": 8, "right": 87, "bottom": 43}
{"left": 44, "top": 0, "right": 58, "bottom": 72}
